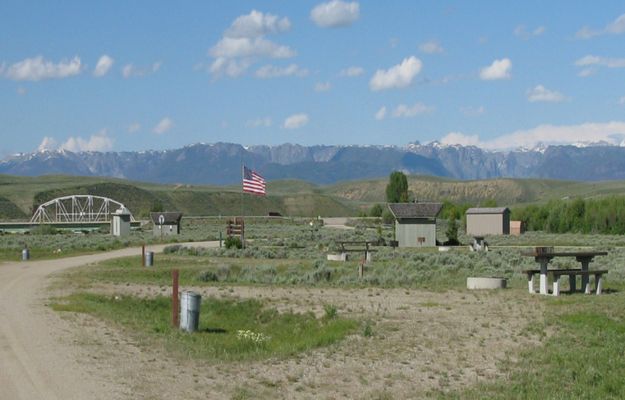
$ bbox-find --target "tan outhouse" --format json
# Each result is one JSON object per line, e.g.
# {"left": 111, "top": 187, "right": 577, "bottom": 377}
{"left": 466, "top": 207, "right": 510, "bottom": 236}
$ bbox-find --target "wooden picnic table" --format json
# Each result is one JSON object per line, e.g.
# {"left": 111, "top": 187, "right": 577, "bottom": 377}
{"left": 521, "top": 249, "right": 608, "bottom": 296}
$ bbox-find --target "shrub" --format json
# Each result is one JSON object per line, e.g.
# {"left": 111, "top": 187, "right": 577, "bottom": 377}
{"left": 225, "top": 236, "right": 243, "bottom": 249}
{"left": 369, "top": 203, "right": 384, "bottom": 217}
{"left": 30, "top": 225, "right": 59, "bottom": 235}
{"left": 382, "top": 209, "right": 395, "bottom": 225}
{"left": 323, "top": 304, "right": 338, "bottom": 320}
{"left": 197, "top": 270, "right": 219, "bottom": 282}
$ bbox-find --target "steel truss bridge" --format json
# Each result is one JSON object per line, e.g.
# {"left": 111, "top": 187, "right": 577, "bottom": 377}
{"left": 30, "top": 195, "right": 136, "bottom": 224}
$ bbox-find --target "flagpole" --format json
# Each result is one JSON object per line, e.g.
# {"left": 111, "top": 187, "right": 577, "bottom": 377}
{"left": 240, "top": 159, "right": 244, "bottom": 219}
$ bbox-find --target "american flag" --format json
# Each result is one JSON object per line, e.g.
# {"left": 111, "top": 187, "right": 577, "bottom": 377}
{"left": 243, "top": 166, "right": 266, "bottom": 195}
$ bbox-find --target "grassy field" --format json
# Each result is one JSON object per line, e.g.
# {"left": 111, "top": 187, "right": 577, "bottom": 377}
{"left": 52, "top": 293, "right": 358, "bottom": 362}
{"left": 440, "top": 293, "right": 625, "bottom": 399}
{"left": 43, "top": 217, "right": 625, "bottom": 398}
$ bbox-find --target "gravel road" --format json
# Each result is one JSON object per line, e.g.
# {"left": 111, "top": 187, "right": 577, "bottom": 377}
{"left": 0, "top": 241, "right": 218, "bottom": 400}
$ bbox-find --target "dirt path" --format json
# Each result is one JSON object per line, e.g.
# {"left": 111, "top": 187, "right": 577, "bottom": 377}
{"left": 0, "top": 241, "right": 218, "bottom": 400}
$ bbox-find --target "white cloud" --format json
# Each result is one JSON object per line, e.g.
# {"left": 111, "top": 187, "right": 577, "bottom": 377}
{"left": 209, "top": 10, "right": 295, "bottom": 78}
{"left": 93, "top": 55, "right": 114, "bottom": 77}
{"left": 3, "top": 56, "right": 81, "bottom": 81}
{"left": 122, "top": 61, "right": 161, "bottom": 78}
{"left": 441, "top": 122, "right": 625, "bottom": 150}
{"left": 392, "top": 102, "right": 434, "bottom": 118}
{"left": 37, "top": 136, "right": 58, "bottom": 152}
{"left": 283, "top": 113, "right": 309, "bottom": 129}
{"left": 607, "top": 13, "right": 625, "bottom": 34}
{"left": 153, "top": 117, "right": 173, "bottom": 134}
{"left": 340, "top": 66, "right": 364, "bottom": 77}
{"left": 514, "top": 25, "right": 546, "bottom": 39}
{"left": 127, "top": 123, "right": 141, "bottom": 133}
{"left": 374, "top": 106, "right": 387, "bottom": 120}
{"left": 16, "top": 87, "right": 27, "bottom": 96}
{"left": 225, "top": 10, "right": 291, "bottom": 38}
{"left": 575, "top": 55, "right": 625, "bottom": 69}
{"left": 526, "top": 85, "right": 567, "bottom": 103}
{"left": 479, "top": 58, "right": 512, "bottom": 80}
{"left": 577, "top": 68, "right": 596, "bottom": 78}
{"left": 314, "top": 81, "right": 332, "bottom": 92}
{"left": 210, "top": 37, "right": 295, "bottom": 60}
{"left": 246, "top": 117, "right": 272, "bottom": 128}
{"left": 577, "top": 13, "right": 625, "bottom": 39}
{"left": 619, "top": 96, "right": 625, "bottom": 105}
{"left": 56, "top": 130, "right": 114, "bottom": 152}
{"left": 369, "top": 56, "right": 422, "bottom": 91}
{"left": 310, "top": 0, "right": 360, "bottom": 28}
{"left": 255, "top": 64, "right": 309, "bottom": 78}
{"left": 460, "top": 105, "right": 485, "bottom": 116}
{"left": 440, "top": 132, "right": 480, "bottom": 146}
{"left": 419, "top": 40, "right": 443, "bottom": 54}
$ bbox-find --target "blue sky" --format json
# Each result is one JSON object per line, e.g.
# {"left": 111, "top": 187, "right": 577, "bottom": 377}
{"left": 1, "top": 1, "right": 625, "bottom": 155}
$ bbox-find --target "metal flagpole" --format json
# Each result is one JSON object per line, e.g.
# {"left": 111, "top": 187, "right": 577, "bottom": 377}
{"left": 240, "top": 159, "right": 244, "bottom": 219}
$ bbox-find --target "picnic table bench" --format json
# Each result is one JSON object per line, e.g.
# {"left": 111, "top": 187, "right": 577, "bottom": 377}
{"left": 522, "top": 248, "right": 608, "bottom": 296}
{"left": 523, "top": 268, "right": 608, "bottom": 296}
{"left": 335, "top": 241, "right": 377, "bottom": 262}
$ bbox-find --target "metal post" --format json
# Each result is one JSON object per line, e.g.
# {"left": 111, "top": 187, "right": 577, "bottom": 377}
{"left": 172, "top": 269, "right": 180, "bottom": 328}
{"left": 219, "top": 231, "right": 223, "bottom": 248}
{"left": 539, "top": 258, "right": 550, "bottom": 295}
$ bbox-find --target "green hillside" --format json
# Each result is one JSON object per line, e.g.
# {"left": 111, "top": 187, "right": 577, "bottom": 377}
{"left": 5, "top": 173, "right": 625, "bottom": 221}
{"left": 324, "top": 176, "right": 625, "bottom": 206}
{"left": 0, "top": 174, "right": 355, "bottom": 220}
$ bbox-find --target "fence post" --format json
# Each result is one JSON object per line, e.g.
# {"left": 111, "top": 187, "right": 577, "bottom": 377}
{"left": 172, "top": 269, "right": 179, "bottom": 328}
{"left": 141, "top": 244, "right": 145, "bottom": 267}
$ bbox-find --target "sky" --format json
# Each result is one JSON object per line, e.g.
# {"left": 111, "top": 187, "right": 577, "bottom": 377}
{"left": 1, "top": 1, "right": 625, "bottom": 156}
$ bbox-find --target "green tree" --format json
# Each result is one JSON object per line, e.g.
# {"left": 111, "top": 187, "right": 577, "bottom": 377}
{"left": 386, "top": 171, "right": 409, "bottom": 203}
{"left": 150, "top": 200, "right": 164, "bottom": 213}
{"left": 369, "top": 203, "right": 384, "bottom": 217}
{"left": 382, "top": 209, "right": 395, "bottom": 224}
{"left": 481, "top": 199, "right": 498, "bottom": 207}
{"left": 445, "top": 215, "right": 460, "bottom": 246}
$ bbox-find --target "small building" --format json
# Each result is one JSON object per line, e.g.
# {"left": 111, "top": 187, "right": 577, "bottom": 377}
{"left": 150, "top": 212, "right": 183, "bottom": 237}
{"left": 111, "top": 207, "right": 132, "bottom": 237}
{"left": 509, "top": 220, "right": 525, "bottom": 236}
{"left": 466, "top": 207, "right": 510, "bottom": 236}
{"left": 388, "top": 202, "right": 443, "bottom": 247}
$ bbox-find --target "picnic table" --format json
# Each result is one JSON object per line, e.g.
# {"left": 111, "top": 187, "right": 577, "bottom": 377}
{"left": 522, "top": 248, "right": 608, "bottom": 296}
{"left": 336, "top": 241, "right": 377, "bottom": 262}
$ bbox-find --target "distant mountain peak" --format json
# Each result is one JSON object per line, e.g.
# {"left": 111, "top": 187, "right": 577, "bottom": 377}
{"left": 3, "top": 141, "right": 625, "bottom": 184}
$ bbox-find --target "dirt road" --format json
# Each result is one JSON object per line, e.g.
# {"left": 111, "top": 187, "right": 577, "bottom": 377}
{"left": 0, "top": 241, "right": 218, "bottom": 400}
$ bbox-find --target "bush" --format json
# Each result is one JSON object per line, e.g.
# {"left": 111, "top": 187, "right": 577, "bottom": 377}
{"left": 382, "top": 209, "right": 395, "bottom": 225}
{"left": 197, "top": 270, "right": 219, "bottom": 282}
{"left": 369, "top": 203, "right": 384, "bottom": 217}
{"left": 224, "top": 236, "right": 243, "bottom": 249}
{"left": 30, "top": 225, "right": 59, "bottom": 235}
{"left": 323, "top": 304, "right": 338, "bottom": 320}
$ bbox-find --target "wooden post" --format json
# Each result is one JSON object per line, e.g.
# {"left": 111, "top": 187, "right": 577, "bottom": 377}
{"left": 172, "top": 269, "right": 179, "bottom": 328}
{"left": 141, "top": 244, "right": 145, "bottom": 267}
{"left": 358, "top": 259, "right": 364, "bottom": 279}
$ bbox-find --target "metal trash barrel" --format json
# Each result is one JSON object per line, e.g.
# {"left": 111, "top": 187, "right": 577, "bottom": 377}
{"left": 22, "top": 248, "right": 30, "bottom": 261}
{"left": 180, "top": 291, "right": 201, "bottom": 332}
{"left": 145, "top": 251, "right": 154, "bottom": 267}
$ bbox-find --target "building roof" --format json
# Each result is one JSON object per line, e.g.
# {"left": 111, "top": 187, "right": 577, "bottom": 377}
{"left": 388, "top": 202, "right": 442, "bottom": 219}
{"left": 150, "top": 212, "right": 183, "bottom": 225}
{"left": 466, "top": 207, "right": 510, "bottom": 215}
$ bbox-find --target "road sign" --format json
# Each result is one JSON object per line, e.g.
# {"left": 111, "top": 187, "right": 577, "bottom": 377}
{"left": 158, "top": 214, "right": 165, "bottom": 225}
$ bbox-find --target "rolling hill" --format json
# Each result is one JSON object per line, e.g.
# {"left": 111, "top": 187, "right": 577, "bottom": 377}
{"left": 4, "top": 173, "right": 625, "bottom": 221}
